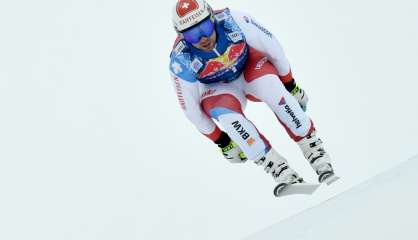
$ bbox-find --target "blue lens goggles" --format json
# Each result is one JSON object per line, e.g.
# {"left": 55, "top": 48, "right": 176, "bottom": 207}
{"left": 181, "top": 17, "right": 215, "bottom": 44}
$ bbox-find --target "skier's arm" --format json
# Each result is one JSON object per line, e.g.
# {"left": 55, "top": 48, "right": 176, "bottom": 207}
{"left": 169, "top": 71, "right": 222, "bottom": 141}
{"left": 230, "top": 10, "right": 293, "bottom": 83}
{"left": 169, "top": 71, "right": 247, "bottom": 162}
{"left": 231, "top": 10, "right": 309, "bottom": 111}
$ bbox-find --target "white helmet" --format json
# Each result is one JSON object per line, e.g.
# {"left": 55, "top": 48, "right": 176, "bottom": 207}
{"left": 172, "top": 0, "right": 213, "bottom": 32}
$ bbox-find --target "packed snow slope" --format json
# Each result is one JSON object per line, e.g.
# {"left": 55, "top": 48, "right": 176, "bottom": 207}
{"left": 245, "top": 155, "right": 418, "bottom": 240}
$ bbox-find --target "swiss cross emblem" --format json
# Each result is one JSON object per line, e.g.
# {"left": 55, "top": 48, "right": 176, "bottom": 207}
{"left": 182, "top": 2, "right": 190, "bottom": 9}
{"left": 171, "top": 62, "right": 183, "bottom": 74}
{"left": 176, "top": 0, "right": 199, "bottom": 17}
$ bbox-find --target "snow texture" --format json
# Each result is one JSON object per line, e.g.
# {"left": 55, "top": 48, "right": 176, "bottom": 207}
{"left": 245, "top": 155, "right": 418, "bottom": 240}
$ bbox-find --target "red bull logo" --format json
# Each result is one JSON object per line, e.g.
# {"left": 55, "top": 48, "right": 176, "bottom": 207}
{"left": 199, "top": 42, "right": 246, "bottom": 78}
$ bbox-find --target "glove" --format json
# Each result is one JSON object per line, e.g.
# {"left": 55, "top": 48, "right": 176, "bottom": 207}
{"left": 290, "top": 84, "right": 309, "bottom": 112}
{"left": 220, "top": 141, "right": 247, "bottom": 163}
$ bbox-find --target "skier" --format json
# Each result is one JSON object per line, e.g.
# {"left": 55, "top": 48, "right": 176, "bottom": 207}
{"left": 169, "top": 0, "right": 336, "bottom": 196}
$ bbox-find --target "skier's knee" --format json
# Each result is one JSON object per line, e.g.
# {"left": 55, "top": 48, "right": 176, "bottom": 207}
{"left": 201, "top": 94, "right": 243, "bottom": 120}
{"left": 292, "top": 120, "right": 315, "bottom": 142}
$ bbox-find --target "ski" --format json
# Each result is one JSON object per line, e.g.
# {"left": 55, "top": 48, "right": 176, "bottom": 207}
{"left": 273, "top": 182, "right": 321, "bottom": 197}
{"left": 274, "top": 174, "right": 341, "bottom": 197}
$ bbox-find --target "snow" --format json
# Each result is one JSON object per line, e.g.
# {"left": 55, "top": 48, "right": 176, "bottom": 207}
{"left": 245, "top": 155, "right": 418, "bottom": 240}
{"left": 0, "top": 0, "right": 417, "bottom": 240}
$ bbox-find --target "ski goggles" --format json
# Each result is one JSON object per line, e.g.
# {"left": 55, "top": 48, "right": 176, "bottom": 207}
{"left": 181, "top": 17, "right": 215, "bottom": 44}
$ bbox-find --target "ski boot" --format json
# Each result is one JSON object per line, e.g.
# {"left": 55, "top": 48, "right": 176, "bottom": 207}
{"left": 220, "top": 141, "right": 247, "bottom": 163}
{"left": 290, "top": 84, "right": 309, "bottom": 112}
{"left": 254, "top": 148, "right": 304, "bottom": 196}
{"left": 297, "top": 130, "right": 338, "bottom": 184}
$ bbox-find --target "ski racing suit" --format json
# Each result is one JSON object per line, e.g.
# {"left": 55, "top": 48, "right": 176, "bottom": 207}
{"left": 169, "top": 9, "right": 315, "bottom": 161}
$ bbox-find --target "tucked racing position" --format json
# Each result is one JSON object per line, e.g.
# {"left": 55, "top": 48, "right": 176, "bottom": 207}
{"left": 169, "top": 0, "right": 337, "bottom": 196}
